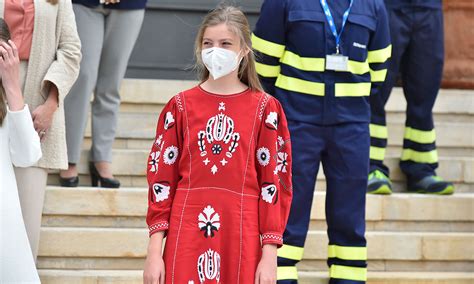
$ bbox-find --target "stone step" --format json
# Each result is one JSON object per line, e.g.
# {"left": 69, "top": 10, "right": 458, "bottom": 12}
{"left": 48, "top": 149, "right": 474, "bottom": 183}
{"left": 83, "top": 111, "right": 474, "bottom": 149}
{"left": 38, "top": 269, "right": 474, "bottom": 284}
{"left": 37, "top": 227, "right": 473, "bottom": 262}
{"left": 42, "top": 187, "right": 474, "bottom": 224}
{"left": 36, "top": 256, "right": 474, "bottom": 273}
{"left": 118, "top": 79, "right": 474, "bottom": 115}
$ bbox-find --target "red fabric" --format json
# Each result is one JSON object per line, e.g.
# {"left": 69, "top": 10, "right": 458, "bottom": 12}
{"left": 146, "top": 86, "right": 293, "bottom": 283}
{"left": 4, "top": 0, "right": 35, "bottom": 60}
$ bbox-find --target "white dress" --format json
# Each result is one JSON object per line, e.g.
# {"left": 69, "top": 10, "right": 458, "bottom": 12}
{"left": 0, "top": 105, "right": 42, "bottom": 283}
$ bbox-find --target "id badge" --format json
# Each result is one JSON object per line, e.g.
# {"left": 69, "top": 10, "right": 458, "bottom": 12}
{"left": 326, "top": 54, "right": 349, "bottom": 71}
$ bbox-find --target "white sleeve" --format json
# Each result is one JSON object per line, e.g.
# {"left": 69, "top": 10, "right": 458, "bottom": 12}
{"left": 8, "top": 105, "right": 42, "bottom": 167}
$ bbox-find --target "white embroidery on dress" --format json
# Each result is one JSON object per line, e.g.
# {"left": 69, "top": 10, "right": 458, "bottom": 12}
{"left": 164, "top": 112, "right": 175, "bottom": 130}
{"left": 148, "top": 151, "right": 160, "bottom": 173}
{"left": 277, "top": 136, "right": 285, "bottom": 147}
{"left": 265, "top": 112, "right": 278, "bottom": 130}
{"left": 257, "top": 147, "right": 271, "bottom": 167}
{"left": 261, "top": 183, "right": 277, "bottom": 204}
{"left": 276, "top": 152, "right": 288, "bottom": 173}
{"left": 198, "top": 102, "right": 240, "bottom": 174}
{"left": 152, "top": 182, "right": 170, "bottom": 202}
{"left": 163, "top": 145, "right": 179, "bottom": 165}
{"left": 198, "top": 205, "right": 221, "bottom": 238}
{"left": 197, "top": 249, "right": 221, "bottom": 283}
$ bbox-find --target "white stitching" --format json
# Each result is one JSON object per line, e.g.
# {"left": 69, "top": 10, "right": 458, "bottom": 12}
{"left": 171, "top": 91, "right": 191, "bottom": 284}
{"left": 174, "top": 93, "right": 184, "bottom": 112}
{"left": 237, "top": 92, "right": 264, "bottom": 283}
{"left": 148, "top": 222, "right": 169, "bottom": 232}
{"left": 262, "top": 233, "right": 283, "bottom": 242}
{"left": 176, "top": 187, "right": 259, "bottom": 198}
{"left": 258, "top": 93, "right": 270, "bottom": 120}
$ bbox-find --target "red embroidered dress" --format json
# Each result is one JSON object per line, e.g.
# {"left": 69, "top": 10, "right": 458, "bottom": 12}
{"left": 146, "top": 86, "right": 293, "bottom": 283}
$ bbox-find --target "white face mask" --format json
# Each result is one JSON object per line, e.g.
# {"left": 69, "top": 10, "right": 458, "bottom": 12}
{"left": 201, "top": 47, "right": 242, "bottom": 80}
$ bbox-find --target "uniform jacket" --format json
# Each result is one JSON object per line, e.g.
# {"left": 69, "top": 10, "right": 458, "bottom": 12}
{"left": 253, "top": 0, "right": 391, "bottom": 125}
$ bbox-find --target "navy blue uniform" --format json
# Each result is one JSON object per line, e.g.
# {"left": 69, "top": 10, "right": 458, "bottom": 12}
{"left": 369, "top": 0, "right": 444, "bottom": 182}
{"left": 253, "top": 0, "right": 391, "bottom": 283}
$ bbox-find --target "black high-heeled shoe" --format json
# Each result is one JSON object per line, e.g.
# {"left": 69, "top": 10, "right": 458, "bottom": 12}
{"left": 89, "top": 162, "right": 120, "bottom": 188}
{"left": 59, "top": 176, "right": 79, "bottom": 187}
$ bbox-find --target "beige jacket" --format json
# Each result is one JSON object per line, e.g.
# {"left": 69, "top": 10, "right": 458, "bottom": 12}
{"left": 0, "top": 0, "right": 81, "bottom": 170}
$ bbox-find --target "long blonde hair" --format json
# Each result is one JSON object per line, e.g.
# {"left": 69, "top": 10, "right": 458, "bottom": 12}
{"left": 194, "top": 5, "right": 263, "bottom": 92}
{"left": 0, "top": 18, "right": 10, "bottom": 126}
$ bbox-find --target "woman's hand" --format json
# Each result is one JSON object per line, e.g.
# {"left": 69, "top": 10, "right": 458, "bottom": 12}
{"left": 143, "top": 232, "right": 166, "bottom": 284}
{"left": 0, "top": 40, "right": 23, "bottom": 111}
{"left": 255, "top": 244, "right": 278, "bottom": 284}
{"left": 104, "top": 0, "right": 120, "bottom": 4}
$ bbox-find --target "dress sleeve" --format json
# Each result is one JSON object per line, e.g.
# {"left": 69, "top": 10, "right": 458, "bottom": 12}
{"left": 256, "top": 96, "right": 293, "bottom": 247}
{"left": 8, "top": 105, "right": 42, "bottom": 167}
{"left": 146, "top": 96, "right": 183, "bottom": 237}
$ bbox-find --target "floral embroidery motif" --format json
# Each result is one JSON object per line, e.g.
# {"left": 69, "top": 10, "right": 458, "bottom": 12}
{"left": 211, "top": 144, "right": 222, "bottom": 155}
{"left": 276, "top": 152, "right": 289, "bottom": 173}
{"left": 197, "top": 249, "right": 221, "bottom": 283}
{"left": 257, "top": 147, "right": 271, "bottom": 167}
{"left": 261, "top": 183, "right": 278, "bottom": 204}
{"left": 152, "top": 182, "right": 170, "bottom": 202}
{"left": 163, "top": 145, "right": 179, "bottom": 165}
{"left": 277, "top": 136, "right": 285, "bottom": 147}
{"left": 198, "top": 205, "right": 221, "bottom": 238}
{"left": 265, "top": 111, "right": 278, "bottom": 130}
{"left": 155, "top": 134, "right": 163, "bottom": 147}
{"left": 198, "top": 102, "right": 240, "bottom": 174}
{"left": 148, "top": 151, "right": 160, "bottom": 173}
{"left": 164, "top": 112, "right": 175, "bottom": 130}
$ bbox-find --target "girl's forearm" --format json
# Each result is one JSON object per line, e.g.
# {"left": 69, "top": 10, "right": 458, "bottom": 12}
{"left": 148, "top": 231, "right": 165, "bottom": 257}
{"left": 261, "top": 244, "right": 278, "bottom": 259}
{"left": 4, "top": 84, "right": 24, "bottom": 111}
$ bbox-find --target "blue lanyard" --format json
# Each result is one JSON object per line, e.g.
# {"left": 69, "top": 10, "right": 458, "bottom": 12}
{"left": 320, "top": 0, "right": 354, "bottom": 54}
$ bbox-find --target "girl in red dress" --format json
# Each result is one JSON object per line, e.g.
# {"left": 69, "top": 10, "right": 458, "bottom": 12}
{"left": 143, "top": 5, "right": 293, "bottom": 284}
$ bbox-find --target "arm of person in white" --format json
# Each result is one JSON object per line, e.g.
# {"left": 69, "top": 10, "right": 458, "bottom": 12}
{"left": 8, "top": 104, "right": 42, "bottom": 167}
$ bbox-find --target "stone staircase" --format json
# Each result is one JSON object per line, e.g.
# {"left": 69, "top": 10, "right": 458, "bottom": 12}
{"left": 38, "top": 79, "right": 474, "bottom": 283}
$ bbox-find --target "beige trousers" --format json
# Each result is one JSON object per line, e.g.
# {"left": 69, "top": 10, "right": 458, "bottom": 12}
{"left": 14, "top": 167, "right": 48, "bottom": 261}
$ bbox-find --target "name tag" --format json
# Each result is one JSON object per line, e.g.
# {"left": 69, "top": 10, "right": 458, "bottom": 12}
{"left": 326, "top": 54, "right": 349, "bottom": 71}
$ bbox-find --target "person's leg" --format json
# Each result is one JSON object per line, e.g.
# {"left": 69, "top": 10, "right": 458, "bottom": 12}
{"left": 90, "top": 9, "right": 145, "bottom": 176}
{"left": 399, "top": 8, "right": 453, "bottom": 194}
{"left": 277, "top": 120, "right": 323, "bottom": 284}
{"left": 61, "top": 4, "right": 105, "bottom": 179}
{"left": 368, "top": 7, "right": 411, "bottom": 194}
{"left": 14, "top": 167, "right": 49, "bottom": 261}
{"left": 323, "top": 123, "right": 369, "bottom": 284}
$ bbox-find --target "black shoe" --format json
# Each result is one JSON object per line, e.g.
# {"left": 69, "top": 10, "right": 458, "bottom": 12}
{"left": 59, "top": 176, "right": 79, "bottom": 187}
{"left": 89, "top": 162, "right": 120, "bottom": 188}
{"left": 407, "top": 175, "right": 454, "bottom": 195}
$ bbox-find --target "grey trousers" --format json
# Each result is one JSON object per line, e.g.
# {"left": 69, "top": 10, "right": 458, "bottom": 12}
{"left": 64, "top": 4, "right": 145, "bottom": 163}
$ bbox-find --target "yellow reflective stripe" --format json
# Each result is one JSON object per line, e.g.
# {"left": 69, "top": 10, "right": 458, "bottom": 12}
{"left": 368, "top": 44, "right": 392, "bottom": 63}
{"left": 330, "top": 265, "right": 367, "bottom": 281}
{"left": 277, "top": 244, "right": 304, "bottom": 261}
{"left": 370, "top": 68, "right": 388, "bottom": 82}
{"left": 277, "top": 266, "right": 298, "bottom": 280}
{"left": 404, "top": 127, "right": 436, "bottom": 144}
{"left": 335, "top": 82, "right": 371, "bottom": 97}
{"left": 252, "top": 33, "right": 285, "bottom": 58}
{"left": 370, "top": 124, "right": 388, "bottom": 139}
{"left": 276, "top": 74, "right": 325, "bottom": 96}
{"left": 370, "top": 146, "right": 386, "bottom": 161}
{"left": 280, "top": 50, "right": 325, "bottom": 72}
{"left": 401, "top": 149, "right": 438, "bottom": 164}
{"left": 255, "top": 62, "right": 281, "bottom": 78}
{"left": 347, "top": 60, "right": 370, "bottom": 75}
{"left": 328, "top": 245, "right": 367, "bottom": 261}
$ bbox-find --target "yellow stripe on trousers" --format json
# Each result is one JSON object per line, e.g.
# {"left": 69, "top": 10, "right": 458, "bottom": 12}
{"left": 401, "top": 149, "right": 438, "bottom": 164}
{"left": 328, "top": 245, "right": 367, "bottom": 261}
{"left": 404, "top": 127, "right": 436, "bottom": 144}
{"left": 330, "top": 265, "right": 367, "bottom": 282}
{"left": 277, "top": 244, "right": 304, "bottom": 261}
{"left": 277, "top": 266, "right": 298, "bottom": 280}
{"left": 370, "top": 146, "right": 386, "bottom": 161}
